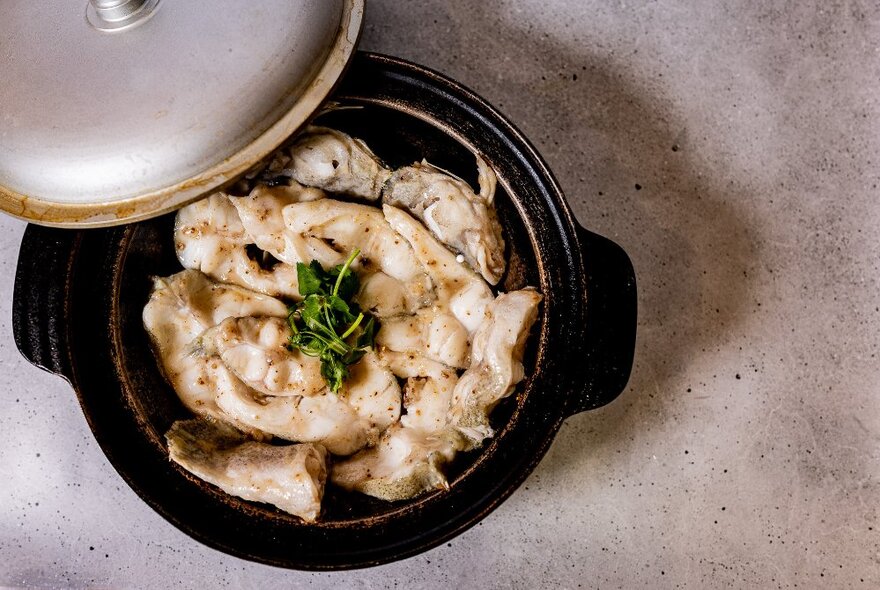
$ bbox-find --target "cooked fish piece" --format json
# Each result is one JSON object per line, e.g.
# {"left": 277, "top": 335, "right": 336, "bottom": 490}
{"left": 285, "top": 126, "right": 391, "bottom": 201}
{"left": 331, "top": 352, "right": 458, "bottom": 500}
{"left": 213, "top": 349, "right": 401, "bottom": 456}
{"left": 143, "top": 270, "right": 287, "bottom": 432}
{"left": 331, "top": 424, "right": 457, "bottom": 501}
{"left": 400, "top": 375, "right": 457, "bottom": 433}
{"left": 383, "top": 157, "right": 505, "bottom": 284}
{"left": 174, "top": 193, "right": 300, "bottom": 299}
{"left": 356, "top": 271, "right": 412, "bottom": 317}
{"left": 197, "top": 316, "right": 324, "bottom": 398}
{"left": 450, "top": 289, "right": 542, "bottom": 449}
{"left": 214, "top": 384, "right": 370, "bottom": 456}
{"left": 197, "top": 317, "right": 401, "bottom": 441}
{"left": 228, "top": 182, "right": 325, "bottom": 270}
{"left": 231, "top": 188, "right": 413, "bottom": 316}
{"left": 377, "top": 308, "right": 470, "bottom": 369}
{"left": 166, "top": 419, "right": 327, "bottom": 521}
{"left": 144, "top": 269, "right": 289, "bottom": 331}
{"left": 338, "top": 352, "right": 403, "bottom": 439}
{"left": 282, "top": 199, "right": 434, "bottom": 311}
{"left": 383, "top": 205, "right": 494, "bottom": 333}
{"left": 379, "top": 351, "right": 458, "bottom": 433}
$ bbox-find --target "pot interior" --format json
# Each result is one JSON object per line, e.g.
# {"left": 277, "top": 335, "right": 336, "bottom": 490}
{"left": 112, "top": 102, "right": 543, "bottom": 524}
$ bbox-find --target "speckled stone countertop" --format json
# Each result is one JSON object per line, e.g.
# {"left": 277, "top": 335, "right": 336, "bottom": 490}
{"left": 2, "top": 1, "right": 878, "bottom": 588}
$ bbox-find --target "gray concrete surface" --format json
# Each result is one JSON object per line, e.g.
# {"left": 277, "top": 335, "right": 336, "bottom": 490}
{"left": 1, "top": 1, "right": 879, "bottom": 587}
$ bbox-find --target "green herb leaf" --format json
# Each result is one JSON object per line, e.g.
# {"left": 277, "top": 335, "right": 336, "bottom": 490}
{"left": 327, "top": 295, "right": 357, "bottom": 323}
{"left": 300, "top": 296, "right": 325, "bottom": 331}
{"left": 296, "top": 334, "right": 326, "bottom": 357}
{"left": 329, "top": 265, "right": 359, "bottom": 300}
{"left": 296, "top": 261, "right": 325, "bottom": 297}
{"left": 286, "top": 249, "right": 379, "bottom": 394}
{"left": 330, "top": 248, "right": 361, "bottom": 300}
{"left": 320, "top": 355, "right": 349, "bottom": 393}
{"left": 342, "top": 348, "right": 367, "bottom": 366}
{"left": 356, "top": 315, "right": 377, "bottom": 350}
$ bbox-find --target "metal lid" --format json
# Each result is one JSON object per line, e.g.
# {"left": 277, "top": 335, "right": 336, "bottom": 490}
{"left": 0, "top": 0, "right": 364, "bottom": 227}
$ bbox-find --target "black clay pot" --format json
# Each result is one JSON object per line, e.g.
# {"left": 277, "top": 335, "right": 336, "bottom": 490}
{"left": 12, "top": 52, "right": 636, "bottom": 570}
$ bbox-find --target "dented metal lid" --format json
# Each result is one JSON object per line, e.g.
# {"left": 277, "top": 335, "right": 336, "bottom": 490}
{"left": 0, "top": 0, "right": 364, "bottom": 227}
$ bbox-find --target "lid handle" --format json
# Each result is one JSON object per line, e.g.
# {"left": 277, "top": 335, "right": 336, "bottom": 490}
{"left": 86, "top": 0, "right": 161, "bottom": 32}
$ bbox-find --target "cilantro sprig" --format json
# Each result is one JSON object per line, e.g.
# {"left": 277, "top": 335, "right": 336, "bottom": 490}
{"left": 287, "top": 249, "right": 378, "bottom": 393}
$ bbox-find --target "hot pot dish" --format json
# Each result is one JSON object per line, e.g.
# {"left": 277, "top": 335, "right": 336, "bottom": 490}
{"left": 13, "top": 54, "right": 636, "bottom": 569}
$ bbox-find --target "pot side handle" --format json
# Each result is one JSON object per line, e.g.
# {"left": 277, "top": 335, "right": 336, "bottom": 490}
{"left": 12, "top": 224, "right": 76, "bottom": 381}
{"left": 567, "top": 225, "right": 637, "bottom": 416}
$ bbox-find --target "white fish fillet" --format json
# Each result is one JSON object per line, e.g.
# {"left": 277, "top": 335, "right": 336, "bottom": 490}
{"left": 338, "top": 352, "right": 403, "bottom": 440}
{"left": 231, "top": 188, "right": 416, "bottom": 316}
{"left": 197, "top": 316, "right": 325, "bottom": 397}
{"left": 142, "top": 269, "right": 287, "bottom": 433}
{"left": 213, "top": 351, "right": 401, "bottom": 456}
{"left": 383, "top": 204, "right": 494, "bottom": 334}
{"left": 379, "top": 351, "right": 459, "bottom": 433}
{"left": 331, "top": 424, "right": 457, "bottom": 501}
{"left": 166, "top": 419, "right": 327, "bottom": 521}
{"left": 286, "top": 126, "right": 391, "bottom": 201}
{"left": 331, "top": 351, "right": 459, "bottom": 500}
{"left": 383, "top": 157, "right": 505, "bottom": 284}
{"left": 376, "top": 308, "right": 470, "bottom": 370}
{"left": 214, "top": 385, "right": 371, "bottom": 456}
{"left": 282, "top": 199, "right": 434, "bottom": 312}
{"left": 174, "top": 194, "right": 299, "bottom": 299}
{"left": 450, "top": 289, "right": 542, "bottom": 449}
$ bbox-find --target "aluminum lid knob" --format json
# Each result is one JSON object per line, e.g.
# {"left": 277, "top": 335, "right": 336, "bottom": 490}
{"left": 86, "top": 0, "right": 162, "bottom": 32}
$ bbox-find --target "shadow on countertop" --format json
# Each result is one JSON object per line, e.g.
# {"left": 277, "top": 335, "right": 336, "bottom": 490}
{"left": 363, "top": 1, "right": 762, "bottom": 471}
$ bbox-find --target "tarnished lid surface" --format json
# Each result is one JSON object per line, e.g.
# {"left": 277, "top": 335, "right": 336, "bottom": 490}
{"left": 0, "top": 0, "right": 364, "bottom": 227}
